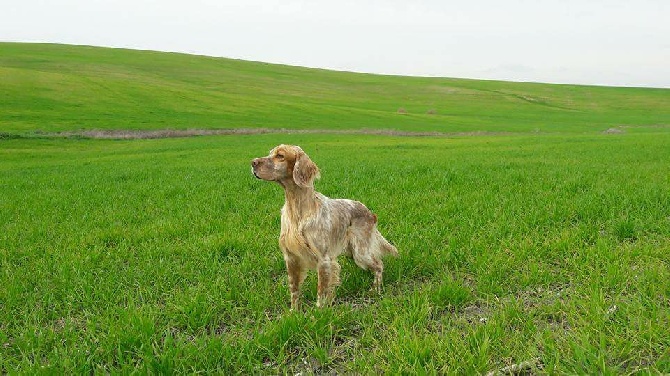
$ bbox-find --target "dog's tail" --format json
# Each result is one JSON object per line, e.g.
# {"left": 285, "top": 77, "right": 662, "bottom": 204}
{"left": 378, "top": 231, "right": 399, "bottom": 257}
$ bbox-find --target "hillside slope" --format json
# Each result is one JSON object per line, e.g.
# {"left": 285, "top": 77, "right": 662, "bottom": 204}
{"left": 1, "top": 42, "right": 668, "bottom": 134}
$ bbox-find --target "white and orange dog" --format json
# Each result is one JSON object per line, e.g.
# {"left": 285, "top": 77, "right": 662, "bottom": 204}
{"left": 252, "top": 145, "right": 398, "bottom": 309}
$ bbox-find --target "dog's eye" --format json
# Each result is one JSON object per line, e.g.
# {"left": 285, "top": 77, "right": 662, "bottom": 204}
{"left": 276, "top": 154, "right": 285, "bottom": 160}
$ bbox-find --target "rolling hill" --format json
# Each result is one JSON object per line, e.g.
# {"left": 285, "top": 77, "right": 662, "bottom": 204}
{"left": 1, "top": 42, "right": 668, "bottom": 135}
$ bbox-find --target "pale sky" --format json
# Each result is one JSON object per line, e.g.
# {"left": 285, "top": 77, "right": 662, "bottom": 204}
{"left": 2, "top": 0, "right": 669, "bottom": 88}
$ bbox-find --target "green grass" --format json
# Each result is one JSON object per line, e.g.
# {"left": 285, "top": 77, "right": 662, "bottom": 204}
{"left": 1, "top": 133, "right": 669, "bottom": 373}
{"left": 1, "top": 42, "right": 669, "bottom": 135}
{"left": 1, "top": 43, "right": 669, "bottom": 373}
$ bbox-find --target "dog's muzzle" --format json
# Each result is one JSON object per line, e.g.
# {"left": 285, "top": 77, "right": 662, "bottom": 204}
{"left": 251, "top": 159, "right": 262, "bottom": 179}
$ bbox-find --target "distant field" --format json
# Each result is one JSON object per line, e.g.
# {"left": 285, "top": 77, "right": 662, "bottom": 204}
{"left": 1, "top": 43, "right": 669, "bottom": 373}
{"left": 1, "top": 42, "right": 669, "bottom": 135}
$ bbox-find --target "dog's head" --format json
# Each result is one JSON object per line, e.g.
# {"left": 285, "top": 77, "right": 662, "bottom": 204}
{"left": 251, "top": 144, "right": 320, "bottom": 188}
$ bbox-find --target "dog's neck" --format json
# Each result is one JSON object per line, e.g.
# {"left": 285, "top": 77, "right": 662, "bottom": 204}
{"left": 279, "top": 179, "right": 319, "bottom": 222}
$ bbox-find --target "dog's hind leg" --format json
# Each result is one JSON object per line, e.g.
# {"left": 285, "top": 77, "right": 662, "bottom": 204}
{"left": 353, "top": 250, "right": 383, "bottom": 293}
{"left": 349, "top": 221, "right": 386, "bottom": 293}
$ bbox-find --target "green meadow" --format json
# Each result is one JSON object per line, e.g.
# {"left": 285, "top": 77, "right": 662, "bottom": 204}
{"left": 1, "top": 43, "right": 670, "bottom": 373}
{"left": 1, "top": 42, "right": 669, "bottom": 135}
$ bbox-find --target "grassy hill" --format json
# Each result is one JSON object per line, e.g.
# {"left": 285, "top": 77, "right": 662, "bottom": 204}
{"left": 1, "top": 42, "right": 668, "bottom": 134}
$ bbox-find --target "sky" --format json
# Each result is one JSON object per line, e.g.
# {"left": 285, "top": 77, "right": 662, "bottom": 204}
{"left": 2, "top": 0, "right": 669, "bottom": 88}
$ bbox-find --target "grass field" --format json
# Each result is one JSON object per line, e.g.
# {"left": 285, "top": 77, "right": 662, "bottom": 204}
{"left": 1, "top": 42, "right": 669, "bottom": 135}
{"left": 1, "top": 43, "right": 670, "bottom": 373}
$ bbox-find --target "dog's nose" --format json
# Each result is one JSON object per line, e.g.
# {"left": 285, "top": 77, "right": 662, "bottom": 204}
{"left": 251, "top": 158, "right": 260, "bottom": 168}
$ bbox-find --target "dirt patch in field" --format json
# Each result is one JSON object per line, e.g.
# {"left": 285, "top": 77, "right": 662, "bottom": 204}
{"left": 602, "top": 127, "right": 625, "bottom": 134}
{"left": 49, "top": 128, "right": 511, "bottom": 139}
{"left": 55, "top": 128, "right": 272, "bottom": 139}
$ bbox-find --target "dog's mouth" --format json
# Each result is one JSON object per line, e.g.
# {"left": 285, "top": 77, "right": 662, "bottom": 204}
{"left": 252, "top": 168, "right": 261, "bottom": 179}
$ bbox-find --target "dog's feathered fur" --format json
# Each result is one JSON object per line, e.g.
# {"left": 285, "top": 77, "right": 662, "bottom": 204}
{"left": 252, "top": 145, "right": 398, "bottom": 309}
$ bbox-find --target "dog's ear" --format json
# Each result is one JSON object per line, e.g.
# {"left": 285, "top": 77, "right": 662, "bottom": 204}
{"left": 293, "top": 147, "right": 320, "bottom": 188}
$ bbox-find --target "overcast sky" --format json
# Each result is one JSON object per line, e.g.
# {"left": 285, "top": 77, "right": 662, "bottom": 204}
{"left": 2, "top": 0, "right": 669, "bottom": 88}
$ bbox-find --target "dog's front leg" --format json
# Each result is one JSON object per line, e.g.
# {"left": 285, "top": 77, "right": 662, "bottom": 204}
{"left": 286, "top": 258, "right": 306, "bottom": 311}
{"left": 316, "top": 259, "right": 332, "bottom": 308}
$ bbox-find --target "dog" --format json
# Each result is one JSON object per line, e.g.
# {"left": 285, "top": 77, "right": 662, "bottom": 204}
{"left": 251, "top": 145, "right": 398, "bottom": 309}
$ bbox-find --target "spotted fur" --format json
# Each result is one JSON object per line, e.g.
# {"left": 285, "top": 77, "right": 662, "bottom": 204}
{"left": 252, "top": 145, "right": 398, "bottom": 309}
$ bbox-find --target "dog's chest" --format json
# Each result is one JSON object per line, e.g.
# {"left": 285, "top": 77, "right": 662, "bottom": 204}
{"left": 277, "top": 196, "right": 345, "bottom": 261}
{"left": 278, "top": 218, "right": 322, "bottom": 269}
{"left": 279, "top": 207, "right": 311, "bottom": 252}
{"left": 279, "top": 222, "right": 304, "bottom": 251}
